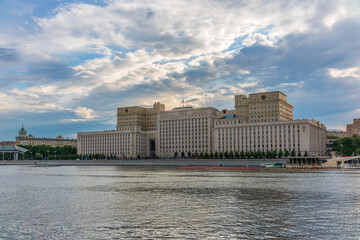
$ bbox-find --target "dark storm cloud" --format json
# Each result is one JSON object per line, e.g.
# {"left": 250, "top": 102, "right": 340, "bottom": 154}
{"left": 27, "top": 61, "right": 75, "bottom": 81}
{"left": 0, "top": 48, "right": 18, "bottom": 62}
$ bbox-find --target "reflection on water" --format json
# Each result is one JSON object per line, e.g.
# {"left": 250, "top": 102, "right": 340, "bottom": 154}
{"left": 0, "top": 166, "right": 359, "bottom": 239}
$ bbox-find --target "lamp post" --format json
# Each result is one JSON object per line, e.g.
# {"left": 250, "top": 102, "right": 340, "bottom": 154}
{"left": 340, "top": 144, "right": 343, "bottom": 157}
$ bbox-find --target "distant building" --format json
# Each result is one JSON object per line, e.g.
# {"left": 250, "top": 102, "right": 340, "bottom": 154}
{"left": 327, "top": 118, "right": 360, "bottom": 138}
{"left": 346, "top": 118, "right": 360, "bottom": 136}
{"left": 327, "top": 131, "right": 351, "bottom": 138}
{"left": 15, "top": 125, "right": 77, "bottom": 147}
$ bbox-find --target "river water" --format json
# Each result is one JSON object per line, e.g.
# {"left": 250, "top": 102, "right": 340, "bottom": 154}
{"left": 0, "top": 165, "right": 359, "bottom": 239}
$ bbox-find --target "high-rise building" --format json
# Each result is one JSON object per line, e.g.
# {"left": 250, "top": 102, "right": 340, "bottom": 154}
{"left": 117, "top": 102, "right": 165, "bottom": 131}
{"left": 157, "top": 107, "right": 218, "bottom": 158}
{"left": 219, "top": 91, "right": 293, "bottom": 123}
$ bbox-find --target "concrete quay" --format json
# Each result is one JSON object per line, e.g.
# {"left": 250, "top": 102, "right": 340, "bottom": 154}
{"left": 0, "top": 158, "right": 287, "bottom": 167}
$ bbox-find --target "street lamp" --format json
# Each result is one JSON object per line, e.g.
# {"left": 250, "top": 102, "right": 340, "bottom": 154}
{"left": 340, "top": 144, "right": 343, "bottom": 157}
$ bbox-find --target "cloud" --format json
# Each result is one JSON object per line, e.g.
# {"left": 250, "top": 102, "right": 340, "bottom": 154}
{"left": 328, "top": 67, "right": 360, "bottom": 79}
{"left": 0, "top": 0, "right": 360, "bottom": 140}
{"left": 74, "top": 106, "right": 97, "bottom": 119}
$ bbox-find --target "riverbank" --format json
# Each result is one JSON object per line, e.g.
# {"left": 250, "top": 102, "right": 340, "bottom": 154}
{"left": 0, "top": 159, "right": 286, "bottom": 167}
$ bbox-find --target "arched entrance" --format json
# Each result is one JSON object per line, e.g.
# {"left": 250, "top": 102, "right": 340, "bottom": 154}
{"left": 149, "top": 139, "right": 156, "bottom": 157}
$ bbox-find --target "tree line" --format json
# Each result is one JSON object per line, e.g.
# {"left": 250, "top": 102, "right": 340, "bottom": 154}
{"left": 331, "top": 135, "right": 360, "bottom": 156}
{"left": 19, "top": 145, "right": 78, "bottom": 160}
{"left": 197, "top": 149, "right": 302, "bottom": 159}
{"left": 18, "top": 145, "right": 117, "bottom": 160}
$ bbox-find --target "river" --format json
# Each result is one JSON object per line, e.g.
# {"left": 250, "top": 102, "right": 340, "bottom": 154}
{"left": 0, "top": 166, "right": 359, "bottom": 239}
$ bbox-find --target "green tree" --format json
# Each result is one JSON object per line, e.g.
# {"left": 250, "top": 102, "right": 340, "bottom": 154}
{"left": 204, "top": 152, "right": 209, "bottom": 159}
{"left": 240, "top": 150, "right": 245, "bottom": 159}
{"left": 266, "top": 150, "right": 271, "bottom": 159}
{"left": 214, "top": 151, "right": 219, "bottom": 159}
{"left": 245, "top": 151, "right": 250, "bottom": 159}
{"left": 224, "top": 151, "right": 229, "bottom": 159}
{"left": 229, "top": 151, "right": 234, "bottom": 159}
{"left": 235, "top": 151, "right": 240, "bottom": 159}
{"left": 209, "top": 152, "right": 214, "bottom": 159}
{"left": 333, "top": 136, "right": 359, "bottom": 156}
{"left": 219, "top": 152, "right": 224, "bottom": 159}
{"left": 256, "top": 150, "right": 262, "bottom": 159}
{"left": 355, "top": 148, "right": 360, "bottom": 155}
{"left": 272, "top": 150, "right": 278, "bottom": 158}
{"left": 278, "top": 149, "right": 284, "bottom": 158}
{"left": 291, "top": 149, "right": 296, "bottom": 157}
{"left": 199, "top": 152, "right": 204, "bottom": 159}
{"left": 284, "top": 150, "right": 290, "bottom": 157}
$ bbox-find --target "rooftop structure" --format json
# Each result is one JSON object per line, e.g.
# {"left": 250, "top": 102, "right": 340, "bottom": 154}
{"left": 117, "top": 102, "right": 165, "bottom": 131}
{"left": 219, "top": 91, "right": 294, "bottom": 123}
{"left": 0, "top": 145, "right": 28, "bottom": 160}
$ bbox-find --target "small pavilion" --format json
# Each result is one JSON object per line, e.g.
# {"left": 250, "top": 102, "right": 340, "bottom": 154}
{"left": 0, "top": 145, "right": 28, "bottom": 160}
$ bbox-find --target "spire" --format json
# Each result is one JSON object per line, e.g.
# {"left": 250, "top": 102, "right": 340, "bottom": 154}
{"left": 19, "top": 123, "right": 27, "bottom": 138}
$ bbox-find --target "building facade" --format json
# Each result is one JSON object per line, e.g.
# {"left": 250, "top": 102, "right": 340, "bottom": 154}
{"left": 157, "top": 107, "right": 218, "bottom": 158}
{"left": 15, "top": 126, "right": 77, "bottom": 147}
{"left": 77, "top": 126, "right": 157, "bottom": 159}
{"left": 219, "top": 91, "right": 293, "bottom": 123}
{"left": 346, "top": 118, "right": 360, "bottom": 136}
{"left": 327, "top": 118, "right": 360, "bottom": 138}
{"left": 327, "top": 131, "right": 351, "bottom": 138}
{"left": 117, "top": 102, "right": 165, "bottom": 131}
{"left": 213, "top": 119, "right": 327, "bottom": 155}
{"left": 77, "top": 92, "right": 328, "bottom": 159}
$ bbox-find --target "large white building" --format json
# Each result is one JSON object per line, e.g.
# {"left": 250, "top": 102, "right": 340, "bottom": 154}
{"left": 77, "top": 92, "right": 328, "bottom": 159}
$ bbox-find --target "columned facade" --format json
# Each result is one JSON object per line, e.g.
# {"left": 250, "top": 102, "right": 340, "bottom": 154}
{"left": 157, "top": 107, "right": 218, "bottom": 158}
{"left": 213, "top": 119, "right": 327, "bottom": 155}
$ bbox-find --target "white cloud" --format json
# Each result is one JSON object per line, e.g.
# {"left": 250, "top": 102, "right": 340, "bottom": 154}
{"left": 74, "top": 106, "right": 97, "bottom": 119}
{"left": 328, "top": 67, "right": 360, "bottom": 79}
{"left": 0, "top": 0, "right": 359, "bottom": 135}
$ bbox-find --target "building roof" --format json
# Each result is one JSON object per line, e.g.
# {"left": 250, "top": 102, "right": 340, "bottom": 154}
{"left": 0, "top": 145, "right": 28, "bottom": 153}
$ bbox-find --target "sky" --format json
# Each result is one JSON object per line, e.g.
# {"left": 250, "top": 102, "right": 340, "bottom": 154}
{"left": 1, "top": 0, "right": 360, "bottom": 141}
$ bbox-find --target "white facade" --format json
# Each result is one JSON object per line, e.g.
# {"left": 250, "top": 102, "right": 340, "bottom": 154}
{"left": 213, "top": 119, "right": 327, "bottom": 155}
{"left": 157, "top": 107, "right": 218, "bottom": 157}
{"left": 77, "top": 126, "right": 144, "bottom": 158}
{"left": 78, "top": 108, "right": 328, "bottom": 158}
